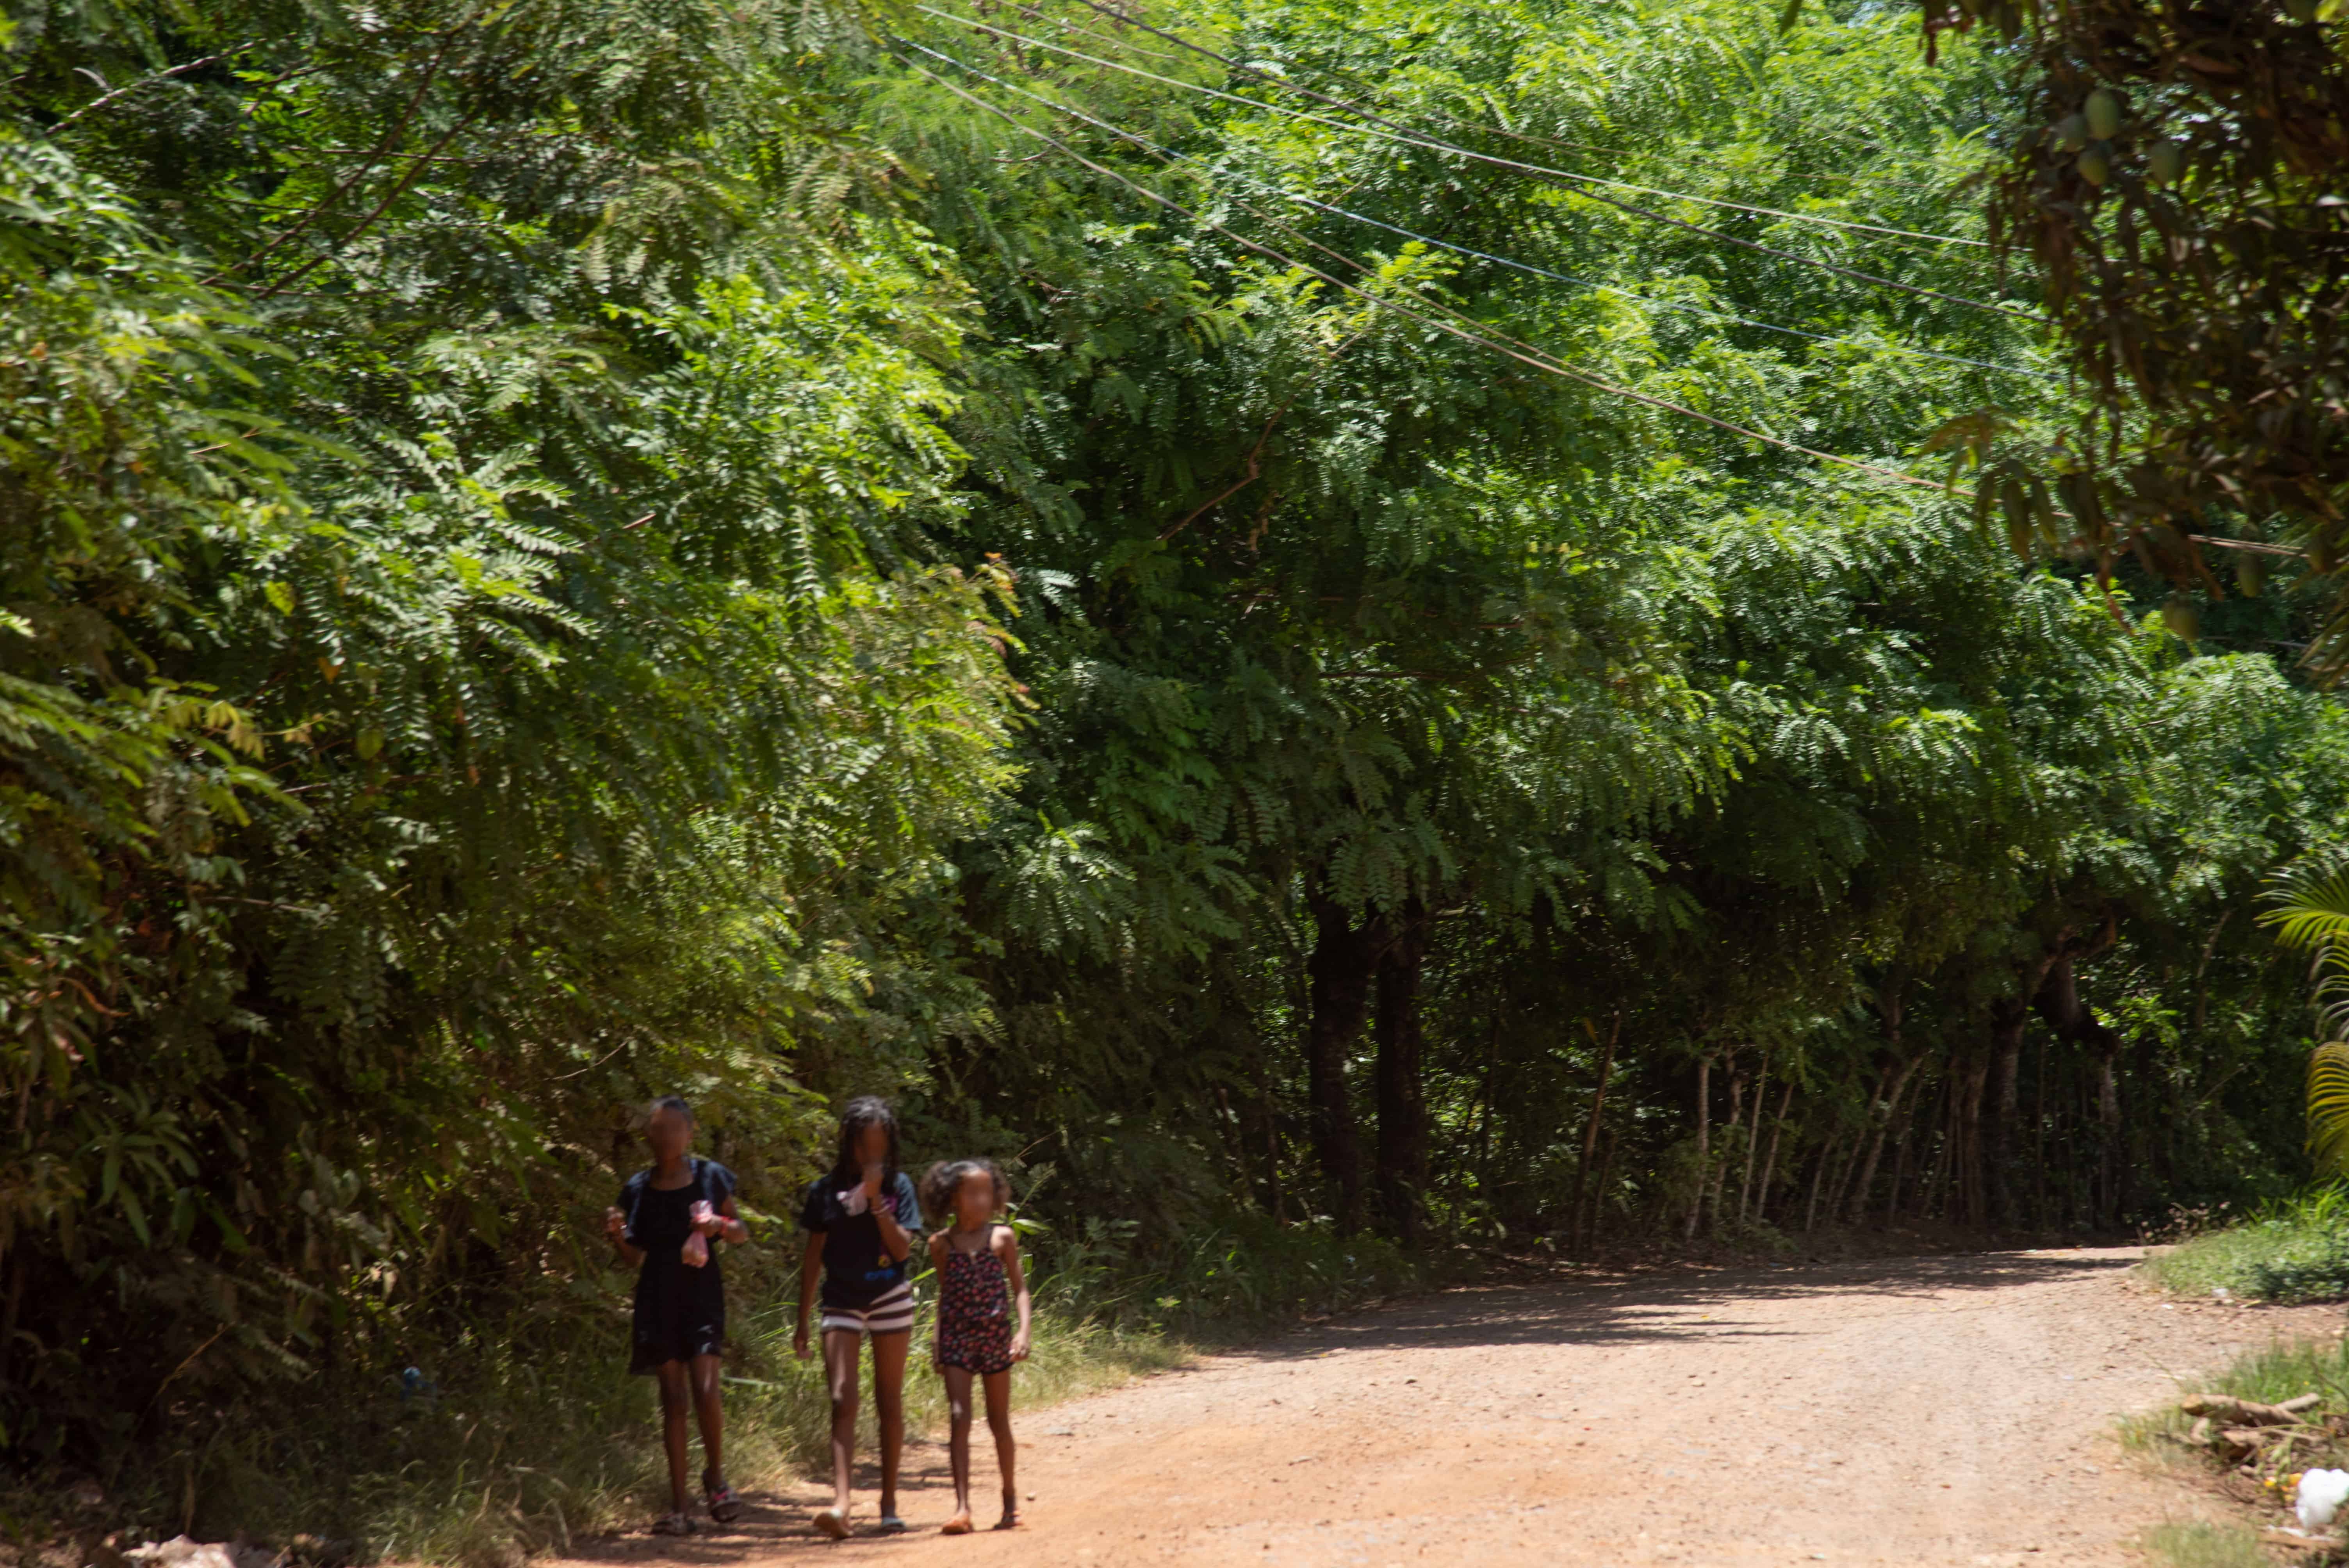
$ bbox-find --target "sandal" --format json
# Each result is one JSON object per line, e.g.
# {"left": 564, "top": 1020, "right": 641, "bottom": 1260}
{"left": 811, "top": 1506, "right": 850, "bottom": 1540}
{"left": 875, "top": 1515, "right": 907, "bottom": 1534}
{"left": 652, "top": 1511, "right": 697, "bottom": 1536}
{"left": 703, "top": 1471, "right": 743, "bottom": 1525}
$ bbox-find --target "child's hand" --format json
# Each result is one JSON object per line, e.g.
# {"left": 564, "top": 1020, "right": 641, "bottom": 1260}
{"left": 859, "top": 1158, "right": 885, "bottom": 1200}
{"left": 690, "top": 1199, "right": 716, "bottom": 1235}
{"left": 604, "top": 1206, "right": 627, "bottom": 1242}
{"left": 793, "top": 1327, "right": 811, "bottom": 1361}
{"left": 1011, "top": 1331, "right": 1030, "bottom": 1363}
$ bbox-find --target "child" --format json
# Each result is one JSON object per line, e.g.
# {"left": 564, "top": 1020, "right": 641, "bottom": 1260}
{"left": 603, "top": 1095, "right": 749, "bottom": 1536}
{"left": 795, "top": 1096, "right": 922, "bottom": 1539}
{"left": 921, "top": 1158, "right": 1032, "bottom": 1534}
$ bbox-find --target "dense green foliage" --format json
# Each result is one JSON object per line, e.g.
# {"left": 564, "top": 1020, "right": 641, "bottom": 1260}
{"left": 1906, "top": 0, "right": 2349, "bottom": 668}
{"left": 4, "top": 0, "right": 2348, "bottom": 1551}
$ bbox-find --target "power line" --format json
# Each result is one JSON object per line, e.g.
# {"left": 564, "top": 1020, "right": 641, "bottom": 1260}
{"left": 916, "top": 1, "right": 2045, "bottom": 321}
{"left": 893, "top": 51, "right": 1952, "bottom": 497}
{"left": 1052, "top": 0, "right": 1981, "bottom": 227}
{"left": 1056, "top": 0, "right": 1953, "bottom": 198}
{"left": 898, "top": 34, "right": 2052, "bottom": 384}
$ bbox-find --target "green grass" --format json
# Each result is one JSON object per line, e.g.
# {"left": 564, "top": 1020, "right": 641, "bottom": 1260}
{"left": 2140, "top": 1187, "right": 2349, "bottom": 1304}
{"left": 2144, "top": 1521, "right": 2274, "bottom": 1568}
{"left": 2124, "top": 1330, "right": 2349, "bottom": 1456}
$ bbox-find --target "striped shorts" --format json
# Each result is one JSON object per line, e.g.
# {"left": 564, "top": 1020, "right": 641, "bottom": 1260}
{"left": 819, "top": 1279, "right": 915, "bottom": 1337}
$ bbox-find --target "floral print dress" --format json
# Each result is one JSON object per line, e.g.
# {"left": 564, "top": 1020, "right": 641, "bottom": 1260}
{"left": 934, "top": 1236, "right": 1014, "bottom": 1374}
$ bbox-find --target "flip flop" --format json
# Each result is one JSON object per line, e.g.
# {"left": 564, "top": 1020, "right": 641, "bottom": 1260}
{"left": 876, "top": 1516, "right": 907, "bottom": 1534}
{"left": 812, "top": 1506, "right": 850, "bottom": 1540}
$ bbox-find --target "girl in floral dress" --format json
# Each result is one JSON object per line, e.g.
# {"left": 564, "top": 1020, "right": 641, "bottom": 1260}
{"left": 920, "top": 1158, "right": 1032, "bottom": 1533}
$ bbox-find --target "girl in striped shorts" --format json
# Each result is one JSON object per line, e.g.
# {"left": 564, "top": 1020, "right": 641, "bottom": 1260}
{"left": 795, "top": 1096, "right": 920, "bottom": 1539}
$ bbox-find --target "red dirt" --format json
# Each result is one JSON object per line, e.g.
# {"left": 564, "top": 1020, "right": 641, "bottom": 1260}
{"left": 561, "top": 1246, "right": 2345, "bottom": 1567}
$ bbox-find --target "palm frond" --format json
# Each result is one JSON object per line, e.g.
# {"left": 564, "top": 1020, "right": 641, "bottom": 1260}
{"left": 2311, "top": 1043, "right": 2349, "bottom": 1178}
{"left": 2263, "top": 866, "right": 2349, "bottom": 953}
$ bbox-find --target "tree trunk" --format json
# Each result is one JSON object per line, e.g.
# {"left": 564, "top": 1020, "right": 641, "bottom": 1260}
{"left": 1571, "top": 1012, "right": 1620, "bottom": 1251}
{"left": 1804, "top": 1129, "right": 1835, "bottom": 1233}
{"left": 1249, "top": 1049, "right": 1286, "bottom": 1224}
{"left": 1686, "top": 1053, "right": 1713, "bottom": 1241}
{"left": 1886, "top": 1074, "right": 1920, "bottom": 1222}
{"left": 2030, "top": 1032, "right": 2046, "bottom": 1229}
{"left": 1987, "top": 947, "right": 2060, "bottom": 1226}
{"left": 1214, "top": 1083, "right": 1253, "bottom": 1208}
{"left": 1921, "top": 1079, "right": 1954, "bottom": 1219}
{"left": 1305, "top": 880, "right": 1379, "bottom": 1232}
{"left": 1710, "top": 1054, "right": 1745, "bottom": 1231}
{"left": 1738, "top": 1055, "right": 1769, "bottom": 1224}
{"left": 2032, "top": 951, "right": 2127, "bottom": 1230}
{"left": 1845, "top": 1057, "right": 1918, "bottom": 1226}
{"left": 1589, "top": 1128, "right": 1618, "bottom": 1247}
{"left": 1372, "top": 897, "right": 1431, "bottom": 1244}
{"left": 1756, "top": 1079, "right": 1794, "bottom": 1225}
{"left": 1955, "top": 1052, "right": 1989, "bottom": 1226}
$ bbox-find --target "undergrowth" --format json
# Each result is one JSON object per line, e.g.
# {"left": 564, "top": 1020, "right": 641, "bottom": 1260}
{"left": 2143, "top": 1521, "right": 2273, "bottom": 1568}
{"left": 30, "top": 1212, "right": 1431, "bottom": 1568}
{"left": 2140, "top": 1187, "right": 2349, "bottom": 1304}
{"left": 2124, "top": 1331, "right": 2349, "bottom": 1453}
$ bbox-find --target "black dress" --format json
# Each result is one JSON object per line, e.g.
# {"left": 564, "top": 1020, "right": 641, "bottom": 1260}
{"left": 618, "top": 1157, "right": 737, "bottom": 1374}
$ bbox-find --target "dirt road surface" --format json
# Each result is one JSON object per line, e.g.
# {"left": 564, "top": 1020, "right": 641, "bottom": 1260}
{"left": 568, "top": 1247, "right": 2345, "bottom": 1568}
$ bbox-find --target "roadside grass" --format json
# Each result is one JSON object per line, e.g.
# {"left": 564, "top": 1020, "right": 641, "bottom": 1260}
{"left": 2139, "top": 1188, "right": 2349, "bottom": 1304}
{"left": 2123, "top": 1332, "right": 2349, "bottom": 1454}
{"left": 2123, "top": 1331, "right": 2349, "bottom": 1560}
{"left": 2143, "top": 1521, "right": 2273, "bottom": 1568}
{"left": 44, "top": 1213, "right": 1429, "bottom": 1568}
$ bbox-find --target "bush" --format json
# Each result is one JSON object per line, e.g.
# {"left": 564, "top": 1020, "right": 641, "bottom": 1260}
{"left": 2139, "top": 1187, "right": 2349, "bottom": 1304}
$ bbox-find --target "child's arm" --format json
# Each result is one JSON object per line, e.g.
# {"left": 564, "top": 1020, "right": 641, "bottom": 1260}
{"left": 794, "top": 1230, "right": 824, "bottom": 1360}
{"left": 928, "top": 1231, "right": 948, "bottom": 1368}
{"left": 872, "top": 1177, "right": 914, "bottom": 1264}
{"left": 604, "top": 1205, "right": 644, "bottom": 1269}
{"left": 998, "top": 1225, "right": 1032, "bottom": 1362}
{"left": 703, "top": 1194, "right": 749, "bottom": 1246}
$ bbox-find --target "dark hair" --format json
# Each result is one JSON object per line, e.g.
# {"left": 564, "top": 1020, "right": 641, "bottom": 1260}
{"left": 648, "top": 1095, "right": 694, "bottom": 1124}
{"left": 920, "top": 1158, "right": 1009, "bottom": 1224}
{"left": 829, "top": 1096, "right": 901, "bottom": 1189}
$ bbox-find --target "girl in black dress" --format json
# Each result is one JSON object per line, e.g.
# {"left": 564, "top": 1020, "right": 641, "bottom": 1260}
{"left": 604, "top": 1096, "right": 749, "bottom": 1536}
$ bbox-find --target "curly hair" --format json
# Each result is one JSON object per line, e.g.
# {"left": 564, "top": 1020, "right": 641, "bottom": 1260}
{"left": 829, "top": 1096, "right": 901, "bottom": 1189}
{"left": 920, "top": 1158, "right": 1010, "bottom": 1224}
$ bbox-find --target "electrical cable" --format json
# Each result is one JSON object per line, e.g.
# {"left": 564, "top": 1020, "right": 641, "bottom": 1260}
{"left": 898, "top": 34, "right": 2051, "bottom": 383}
{"left": 916, "top": 0, "right": 2042, "bottom": 311}
{"left": 1056, "top": 0, "right": 1952, "bottom": 198}
{"left": 893, "top": 50, "right": 1952, "bottom": 496}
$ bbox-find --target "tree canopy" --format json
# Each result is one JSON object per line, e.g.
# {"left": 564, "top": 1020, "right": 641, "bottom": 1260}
{"left": 4, "top": 0, "right": 2347, "bottom": 1529}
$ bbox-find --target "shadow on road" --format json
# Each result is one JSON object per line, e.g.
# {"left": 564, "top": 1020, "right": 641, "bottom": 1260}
{"left": 1250, "top": 1246, "right": 2143, "bottom": 1356}
{"left": 551, "top": 1246, "right": 2145, "bottom": 1561}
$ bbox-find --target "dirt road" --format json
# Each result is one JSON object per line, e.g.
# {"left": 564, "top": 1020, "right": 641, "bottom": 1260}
{"left": 569, "top": 1247, "right": 2344, "bottom": 1568}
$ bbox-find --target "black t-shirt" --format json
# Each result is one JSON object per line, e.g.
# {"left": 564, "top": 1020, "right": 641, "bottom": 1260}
{"left": 799, "top": 1171, "right": 921, "bottom": 1308}
{"left": 617, "top": 1157, "right": 738, "bottom": 1263}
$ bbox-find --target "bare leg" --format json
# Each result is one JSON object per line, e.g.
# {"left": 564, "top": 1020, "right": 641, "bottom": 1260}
{"left": 654, "top": 1361, "right": 693, "bottom": 1513}
{"left": 690, "top": 1354, "right": 726, "bottom": 1492}
{"left": 940, "top": 1365, "right": 975, "bottom": 1532}
{"left": 983, "top": 1370, "right": 1017, "bottom": 1527}
{"left": 820, "top": 1327, "right": 863, "bottom": 1529}
{"left": 871, "top": 1330, "right": 911, "bottom": 1520}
